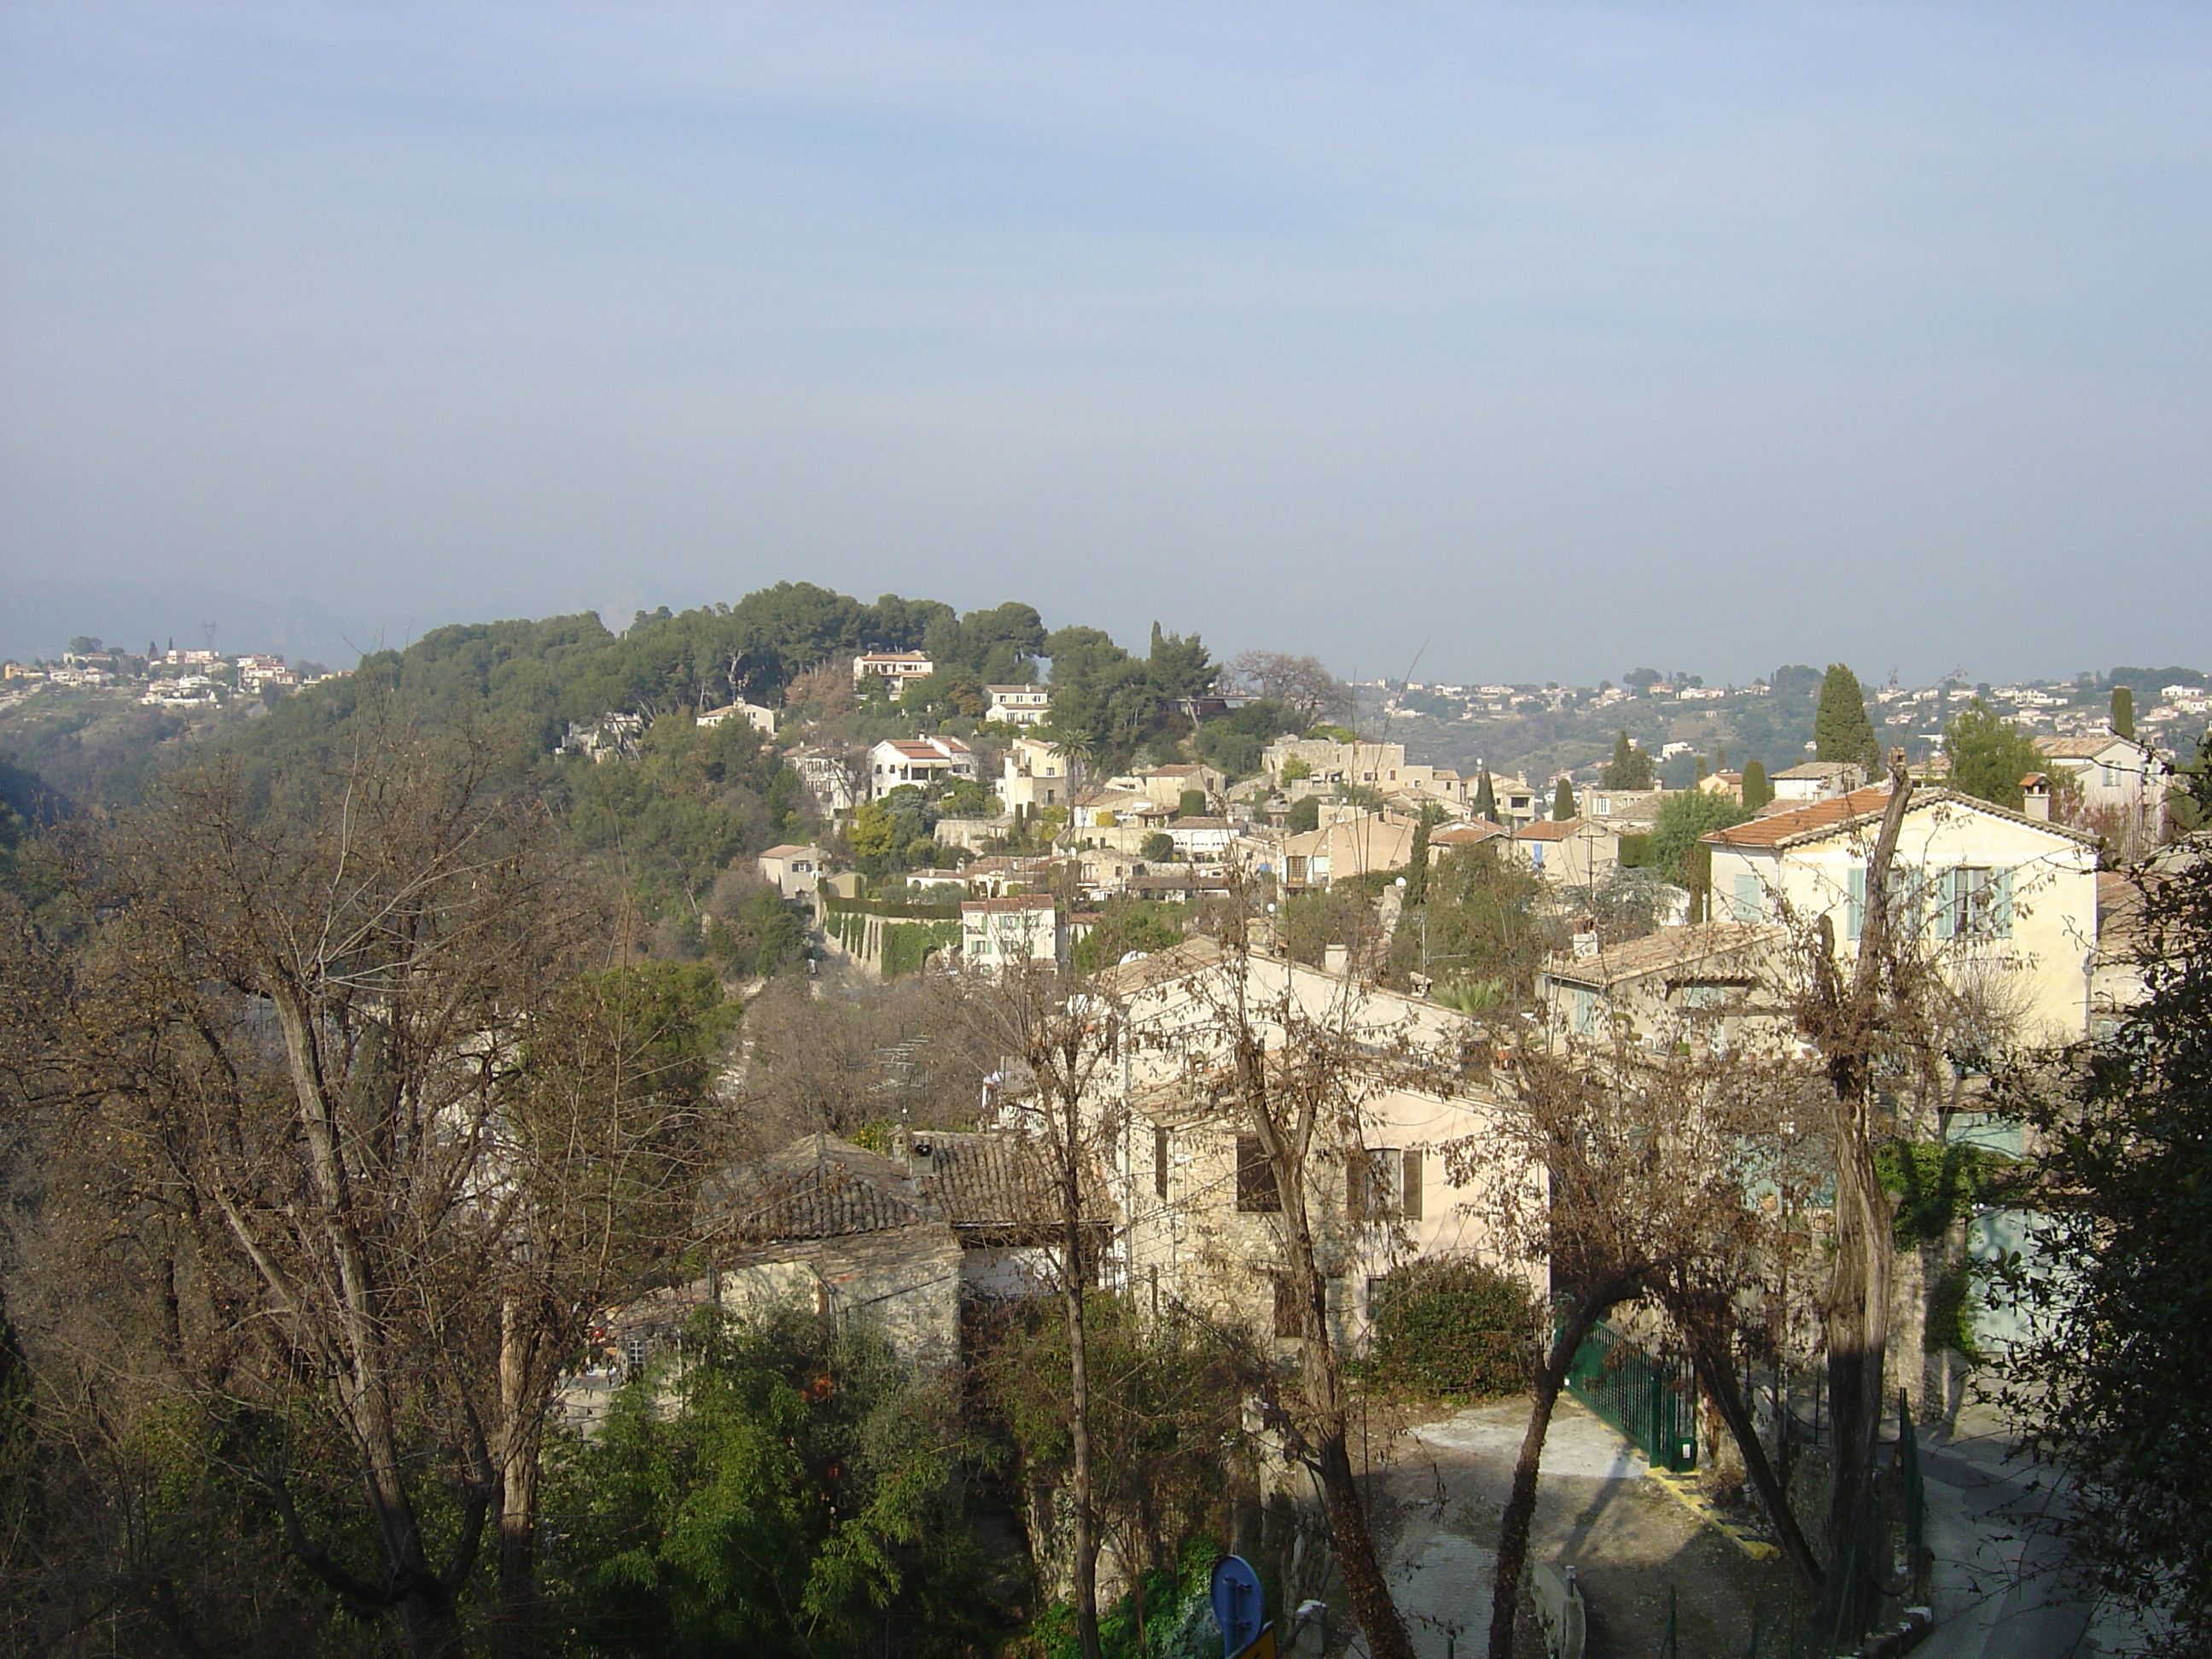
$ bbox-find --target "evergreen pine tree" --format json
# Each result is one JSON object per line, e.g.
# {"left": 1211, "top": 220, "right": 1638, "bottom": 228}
{"left": 1553, "top": 777, "right": 1577, "bottom": 821}
{"left": 1404, "top": 803, "right": 1435, "bottom": 905}
{"left": 1741, "top": 759, "right": 1773, "bottom": 812}
{"left": 1602, "top": 730, "right": 1652, "bottom": 790}
{"left": 1473, "top": 770, "right": 1498, "bottom": 824}
{"left": 2112, "top": 686, "right": 2136, "bottom": 740}
{"left": 1814, "top": 663, "right": 1882, "bottom": 772}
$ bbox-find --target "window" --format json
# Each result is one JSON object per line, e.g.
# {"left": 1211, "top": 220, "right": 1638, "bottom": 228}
{"left": 1348, "top": 1148, "right": 1423, "bottom": 1220}
{"left": 1941, "top": 867, "right": 2013, "bottom": 940}
{"left": 1272, "top": 1275, "right": 1305, "bottom": 1338}
{"left": 1732, "top": 874, "right": 1761, "bottom": 923}
{"left": 1236, "top": 1136, "right": 1281, "bottom": 1212}
{"left": 1154, "top": 1125, "right": 1171, "bottom": 1200}
{"left": 1572, "top": 987, "right": 1601, "bottom": 1036}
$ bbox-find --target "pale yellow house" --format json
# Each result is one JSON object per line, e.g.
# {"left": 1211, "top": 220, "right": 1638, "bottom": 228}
{"left": 1083, "top": 941, "right": 1534, "bottom": 1353}
{"left": 1506, "top": 818, "right": 1620, "bottom": 888}
{"left": 1279, "top": 812, "right": 1418, "bottom": 891}
{"left": 999, "top": 736, "right": 1071, "bottom": 814}
{"left": 1703, "top": 784, "right": 2100, "bottom": 1045}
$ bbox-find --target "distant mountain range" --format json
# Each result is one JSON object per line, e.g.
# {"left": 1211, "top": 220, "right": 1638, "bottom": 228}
{"left": 0, "top": 580, "right": 382, "bottom": 670}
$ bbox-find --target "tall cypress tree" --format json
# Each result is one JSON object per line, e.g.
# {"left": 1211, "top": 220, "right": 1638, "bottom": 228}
{"left": 1553, "top": 777, "right": 1577, "bottom": 821}
{"left": 1814, "top": 663, "right": 1882, "bottom": 772}
{"left": 1741, "top": 759, "right": 1773, "bottom": 812}
{"left": 1404, "top": 803, "right": 1436, "bottom": 905}
{"left": 1601, "top": 731, "right": 1653, "bottom": 790}
{"left": 1473, "top": 770, "right": 1498, "bottom": 824}
{"left": 2112, "top": 686, "right": 2136, "bottom": 741}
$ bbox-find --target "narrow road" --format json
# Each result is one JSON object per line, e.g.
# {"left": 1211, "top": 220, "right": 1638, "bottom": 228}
{"left": 1915, "top": 1416, "right": 2136, "bottom": 1659}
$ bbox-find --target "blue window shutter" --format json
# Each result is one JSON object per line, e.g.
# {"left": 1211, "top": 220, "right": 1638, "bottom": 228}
{"left": 1732, "top": 874, "right": 1760, "bottom": 923}
{"left": 1847, "top": 867, "right": 1866, "bottom": 941}
{"left": 1934, "top": 869, "right": 1958, "bottom": 940}
{"left": 1992, "top": 867, "right": 2013, "bottom": 938}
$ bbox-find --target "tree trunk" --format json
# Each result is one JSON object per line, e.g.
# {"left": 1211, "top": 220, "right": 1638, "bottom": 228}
{"left": 1825, "top": 1115, "right": 1891, "bottom": 1640}
{"left": 492, "top": 1295, "right": 544, "bottom": 1659}
{"left": 1812, "top": 757, "right": 1913, "bottom": 1644}
{"left": 1259, "top": 1091, "right": 1413, "bottom": 1659}
{"left": 1685, "top": 1330, "right": 1825, "bottom": 1594}
{"left": 1890, "top": 1236, "right": 1926, "bottom": 1422}
{"left": 1491, "top": 1299, "right": 1605, "bottom": 1659}
{"left": 1064, "top": 1096, "right": 1103, "bottom": 1659}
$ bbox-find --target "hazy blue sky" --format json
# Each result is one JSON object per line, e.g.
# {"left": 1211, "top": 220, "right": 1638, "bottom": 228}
{"left": 3, "top": 3, "right": 2206, "bottom": 684}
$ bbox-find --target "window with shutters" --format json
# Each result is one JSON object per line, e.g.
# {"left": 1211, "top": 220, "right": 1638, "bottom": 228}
{"left": 1235, "top": 1136, "right": 1281, "bottom": 1212}
{"left": 1272, "top": 1274, "right": 1305, "bottom": 1338}
{"left": 1572, "top": 987, "right": 1601, "bottom": 1036}
{"left": 1942, "top": 867, "right": 2013, "bottom": 940}
{"left": 1732, "top": 873, "right": 1762, "bottom": 923}
{"left": 1347, "top": 1148, "right": 1423, "bottom": 1221}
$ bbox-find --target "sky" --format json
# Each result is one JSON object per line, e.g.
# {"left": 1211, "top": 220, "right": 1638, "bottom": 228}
{"left": 1, "top": 3, "right": 2206, "bottom": 686}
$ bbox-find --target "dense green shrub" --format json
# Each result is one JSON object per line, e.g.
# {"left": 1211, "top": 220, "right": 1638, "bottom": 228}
{"left": 541, "top": 1307, "right": 999, "bottom": 1658}
{"left": 1364, "top": 1260, "right": 1534, "bottom": 1396}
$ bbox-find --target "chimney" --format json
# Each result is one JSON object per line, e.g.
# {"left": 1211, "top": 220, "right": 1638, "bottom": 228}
{"left": 1324, "top": 944, "right": 1351, "bottom": 977}
{"left": 2021, "top": 772, "right": 2051, "bottom": 820}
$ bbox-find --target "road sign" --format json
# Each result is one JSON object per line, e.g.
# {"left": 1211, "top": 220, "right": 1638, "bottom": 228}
{"left": 1209, "top": 1555, "right": 1265, "bottom": 1656}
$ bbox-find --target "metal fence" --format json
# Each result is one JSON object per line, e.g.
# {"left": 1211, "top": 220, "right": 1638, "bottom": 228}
{"left": 1562, "top": 1318, "right": 1700, "bottom": 1473}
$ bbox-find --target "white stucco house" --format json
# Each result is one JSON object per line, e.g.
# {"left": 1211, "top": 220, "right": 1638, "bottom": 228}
{"left": 867, "top": 735, "right": 977, "bottom": 800}
{"left": 1703, "top": 783, "right": 2100, "bottom": 1045}
{"left": 986, "top": 684, "right": 1051, "bottom": 726}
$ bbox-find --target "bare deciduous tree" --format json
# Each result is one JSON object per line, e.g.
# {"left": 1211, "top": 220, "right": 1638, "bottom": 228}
{"left": 946, "top": 960, "right": 1126, "bottom": 1659}
{"left": 9, "top": 725, "right": 731, "bottom": 1657}
{"left": 1224, "top": 651, "right": 1354, "bottom": 728}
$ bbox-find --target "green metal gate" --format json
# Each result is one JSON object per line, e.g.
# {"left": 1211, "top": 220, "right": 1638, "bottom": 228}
{"left": 1563, "top": 1318, "right": 1699, "bottom": 1473}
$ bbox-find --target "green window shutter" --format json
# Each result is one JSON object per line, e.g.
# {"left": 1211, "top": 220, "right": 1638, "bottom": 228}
{"left": 1991, "top": 867, "right": 2013, "bottom": 938}
{"left": 1400, "top": 1150, "right": 1423, "bottom": 1221}
{"left": 1732, "top": 874, "right": 1761, "bottom": 923}
{"left": 1846, "top": 866, "right": 1866, "bottom": 941}
{"left": 1901, "top": 867, "right": 1927, "bottom": 943}
{"left": 1346, "top": 1150, "right": 1369, "bottom": 1220}
{"left": 1934, "top": 869, "right": 1959, "bottom": 940}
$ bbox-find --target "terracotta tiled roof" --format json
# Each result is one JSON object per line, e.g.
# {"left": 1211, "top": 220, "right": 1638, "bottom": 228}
{"left": 1772, "top": 761, "right": 1860, "bottom": 781}
{"left": 1542, "top": 923, "right": 1784, "bottom": 990}
{"left": 1515, "top": 818, "right": 1587, "bottom": 841}
{"left": 1093, "top": 935, "right": 1227, "bottom": 993}
{"left": 906, "top": 1132, "right": 1064, "bottom": 1228}
{"left": 1707, "top": 786, "right": 1897, "bottom": 847}
{"left": 760, "top": 843, "right": 817, "bottom": 859}
{"left": 2038, "top": 735, "right": 2139, "bottom": 760}
{"left": 1432, "top": 822, "right": 1508, "bottom": 846}
{"left": 716, "top": 1137, "right": 935, "bottom": 1243}
{"left": 1705, "top": 784, "right": 2098, "bottom": 850}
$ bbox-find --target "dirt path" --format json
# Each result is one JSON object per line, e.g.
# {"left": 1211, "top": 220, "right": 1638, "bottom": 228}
{"left": 1353, "top": 1395, "right": 1796, "bottom": 1658}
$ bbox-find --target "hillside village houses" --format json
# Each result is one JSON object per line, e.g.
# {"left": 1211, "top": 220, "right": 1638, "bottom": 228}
{"left": 961, "top": 894, "right": 1065, "bottom": 972}
{"left": 998, "top": 734, "right": 1070, "bottom": 813}
{"left": 867, "top": 733, "right": 977, "bottom": 800}
{"left": 1703, "top": 783, "right": 2102, "bottom": 1045}
{"left": 698, "top": 699, "right": 778, "bottom": 736}
{"left": 1076, "top": 940, "right": 1535, "bottom": 1352}
{"left": 757, "top": 843, "right": 825, "bottom": 902}
{"left": 853, "top": 650, "right": 934, "bottom": 687}
{"left": 2034, "top": 732, "right": 2172, "bottom": 847}
{"left": 986, "top": 684, "right": 1051, "bottom": 725}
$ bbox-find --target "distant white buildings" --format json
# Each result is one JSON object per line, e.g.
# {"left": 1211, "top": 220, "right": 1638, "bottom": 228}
{"left": 853, "top": 652, "right": 934, "bottom": 688}
{"left": 986, "top": 684, "right": 1051, "bottom": 726}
